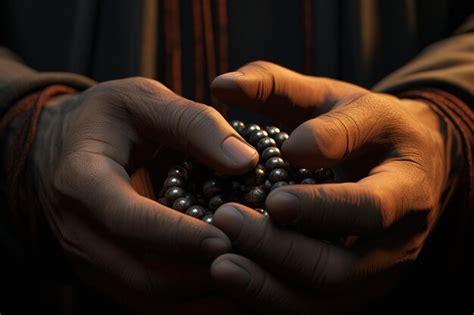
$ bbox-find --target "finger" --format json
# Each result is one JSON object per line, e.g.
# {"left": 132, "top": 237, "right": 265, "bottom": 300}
{"left": 266, "top": 182, "right": 384, "bottom": 236}
{"left": 55, "top": 151, "right": 231, "bottom": 259}
{"left": 74, "top": 226, "right": 214, "bottom": 300}
{"left": 282, "top": 93, "right": 405, "bottom": 168}
{"left": 266, "top": 160, "right": 429, "bottom": 235}
{"left": 212, "top": 203, "right": 355, "bottom": 288}
{"left": 72, "top": 229, "right": 218, "bottom": 315}
{"left": 211, "top": 60, "right": 366, "bottom": 117}
{"left": 98, "top": 78, "right": 259, "bottom": 175}
{"left": 211, "top": 254, "right": 314, "bottom": 315}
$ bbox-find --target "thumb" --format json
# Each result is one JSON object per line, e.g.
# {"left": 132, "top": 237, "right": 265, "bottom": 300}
{"left": 211, "top": 61, "right": 366, "bottom": 118}
{"left": 282, "top": 93, "right": 397, "bottom": 168}
{"left": 98, "top": 78, "right": 259, "bottom": 175}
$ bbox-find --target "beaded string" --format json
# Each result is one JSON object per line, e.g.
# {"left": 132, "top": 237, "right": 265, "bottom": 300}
{"left": 158, "top": 121, "right": 334, "bottom": 224}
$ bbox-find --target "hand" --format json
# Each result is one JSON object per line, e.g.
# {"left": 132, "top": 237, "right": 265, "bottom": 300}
{"left": 30, "top": 77, "right": 258, "bottom": 311}
{"left": 209, "top": 61, "right": 449, "bottom": 313}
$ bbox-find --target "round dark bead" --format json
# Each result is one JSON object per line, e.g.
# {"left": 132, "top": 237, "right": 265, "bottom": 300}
{"left": 261, "top": 146, "right": 281, "bottom": 162}
{"left": 157, "top": 197, "right": 168, "bottom": 206}
{"left": 209, "top": 194, "right": 226, "bottom": 211}
{"left": 254, "top": 167, "right": 266, "bottom": 185}
{"left": 203, "top": 179, "right": 223, "bottom": 198}
{"left": 243, "top": 187, "right": 266, "bottom": 206}
{"left": 186, "top": 205, "right": 206, "bottom": 219}
{"left": 163, "top": 176, "right": 185, "bottom": 189}
{"left": 249, "top": 130, "right": 269, "bottom": 146}
{"left": 242, "top": 124, "right": 261, "bottom": 139}
{"left": 244, "top": 167, "right": 266, "bottom": 186}
{"left": 301, "top": 178, "right": 316, "bottom": 184}
{"left": 269, "top": 168, "right": 288, "bottom": 182}
{"left": 184, "top": 193, "right": 197, "bottom": 204}
{"left": 313, "top": 168, "right": 334, "bottom": 181}
{"left": 230, "top": 120, "right": 246, "bottom": 133}
{"left": 271, "top": 181, "right": 288, "bottom": 190}
{"left": 263, "top": 179, "right": 273, "bottom": 192}
{"left": 158, "top": 187, "right": 166, "bottom": 198}
{"left": 202, "top": 214, "right": 214, "bottom": 224}
{"left": 254, "top": 208, "right": 269, "bottom": 216}
{"left": 274, "top": 132, "right": 289, "bottom": 147}
{"left": 168, "top": 166, "right": 188, "bottom": 181}
{"left": 265, "top": 126, "right": 281, "bottom": 137}
{"left": 265, "top": 157, "right": 286, "bottom": 171}
{"left": 296, "top": 168, "right": 313, "bottom": 181}
{"left": 164, "top": 186, "right": 185, "bottom": 204}
{"left": 172, "top": 197, "right": 193, "bottom": 212}
{"left": 257, "top": 137, "right": 277, "bottom": 152}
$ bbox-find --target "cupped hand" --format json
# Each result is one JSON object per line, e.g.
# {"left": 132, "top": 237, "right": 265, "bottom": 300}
{"left": 31, "top": 77, "right": 258, "bottom": 310}
{"left": 210, "top": 61, "right": 449, "bottom": 313}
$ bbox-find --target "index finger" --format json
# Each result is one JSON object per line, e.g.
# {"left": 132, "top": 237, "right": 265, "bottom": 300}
{"left": 212, "top": 202, "right": 355, "bottom": 288}
{"left": 54, "top": 151, "right": 232, "bottom": 258}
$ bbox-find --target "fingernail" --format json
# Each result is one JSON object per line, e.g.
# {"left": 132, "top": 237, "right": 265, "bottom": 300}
{"left": 222, "top": 136, "right": 258, "bottom": 168}
{"left": 213, "top": 206, "right": 243, "bottom": 240}
{"left": 266, "top": 192, "right": 300, "bottom": 224}
{"left": 213, "top": 259, "right": 250, "bottom": 290}
{"left": 201, "top": 237, "right": 230, "bottom": 258}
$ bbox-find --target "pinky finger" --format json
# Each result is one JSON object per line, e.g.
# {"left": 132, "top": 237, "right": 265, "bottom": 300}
{"left": 211, "top": 253, "right": 316, "bottom": 315}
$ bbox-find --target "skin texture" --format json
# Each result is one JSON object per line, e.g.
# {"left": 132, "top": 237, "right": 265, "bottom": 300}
{"left": 29, "top": 77, "right": 259, "bottom": 312}
{"left": 210, "top": 61, "right": 449, "bottom": 314}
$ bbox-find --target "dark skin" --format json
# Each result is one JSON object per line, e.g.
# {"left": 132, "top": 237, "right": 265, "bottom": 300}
{"left": 210, "top": 61, "right": 449, "bottom": 314}
{"left": 25, "top": 61, "right": 449, "bottom": 313}
{"left": 29, "top": 77, "right": 258, "bottom": 312}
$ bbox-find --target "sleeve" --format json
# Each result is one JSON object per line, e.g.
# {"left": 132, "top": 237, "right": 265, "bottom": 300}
{"left": 0, "top": 47, "right": 95, "bottom": 117}
{"left": 0, "top": 48, "right": 97, "bottom": 299}
{"left": 372, "top": 14, "right": 474, "bottom": 105}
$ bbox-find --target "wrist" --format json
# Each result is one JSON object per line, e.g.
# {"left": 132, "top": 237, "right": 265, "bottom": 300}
{"left": 1, "top": 87, "right": 78, "bottom": 235}
{"left": 399, "top": 98, "right": 447, "bottom": 141}
{"left": 401, "top": 97, "right": 452, "bottom": 195}
{"left": 398, "top": 95, "right": 464, "bottom": 207}
{"left": 30, "top": 93, "right": 80, "bottom": 211}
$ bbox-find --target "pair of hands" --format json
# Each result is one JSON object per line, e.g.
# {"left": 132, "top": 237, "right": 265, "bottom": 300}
{"left": 32, "top": 61, "right": 447, "bottom": 313}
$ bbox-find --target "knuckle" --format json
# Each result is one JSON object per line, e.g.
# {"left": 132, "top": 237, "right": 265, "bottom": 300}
{"left": 52, "top": 153, "right": 86, "bottom": 196}
{"left": 277, "top": 236, "right": 297, "bottom": 267}
{"left": 92, "top": 77, "right": 168, "bottom": 108}
{"left": 241, "top": 61, "right": 279, "bottom": 103}
{"left": 309, "top": 245, "right": 352, "bottom": 288}
{"left": 248, "top": 271, "right": 268, "bottom": 302}
{"left": 103, "top": 197, "right": 137, "bottom": 237}
{"left": 358, "top": 187, "right": 385, "bottom": 232}
{"left": 371, "top": 184, "right": 397, "bottom": 229}
{"left": 310, "top": 116, "right": 348, "bottom": 159}
{"left": 308, "top": 244, "right": 328, "bottom": 287}
{"left": 250, "top": 218, "right": 273, "bottom": 257}
{"left": 174, "top": 213, "right": 197, "bottom": 254}
{"left": 298, "top": 186, "right": 325, "bottom": 226}
{"left": 189, "top": 104, "right": 221, "bottom": 126}
{"left": 244, "top": 60, "right": 278, "bottom": 72}
{"left": 178, "top": 104, "right": 222, "bottom": 140}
